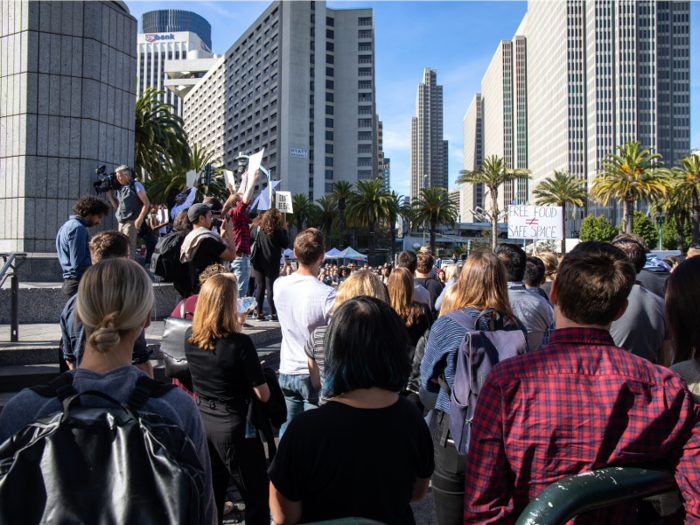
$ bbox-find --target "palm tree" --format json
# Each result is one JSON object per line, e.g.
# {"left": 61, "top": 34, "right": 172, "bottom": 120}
{"left": 345, "top": 179, "right": 390, "bottom": 266}
{"left": 386, "top": 191, "right": 407, "bottom": 264}
{"left": 590, "top": 141, "right": 669, "bottom": 234}
{"left": 533, "top": 170, "right": 588, "bottom": 254}
{"left": 315, "top": 196, "right": 338, "bottom": 250}
{"left": 135, "top": 88, "right": 190, "bottom": 181}
{"left": 650, "top": 181, "right": 690, "bottom": 254}
{"left": 291, "top": 193, "right": 315, "bottom": 235}
{"left": 458, "top": 155, "right": 531, "bottom": 249}
{"left": 330, "top": 181, "right": 354, "bottom": 249}
{"left": 411, "top": 188, "right": 459, "bottom": 255}
{"left": 672, "top": 154, "right": 700, "bottom": 245}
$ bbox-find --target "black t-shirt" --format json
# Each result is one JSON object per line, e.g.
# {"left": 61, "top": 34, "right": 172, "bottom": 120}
{"left": 414, "top": 277, "right": 444, "bottom": 317}
{"left": 268, "top": 396, "right": 434, "bottom": 525}
{"left": 190, "top": 237, "right": 226, "bottom": 292}
{"left": 406, "top": 302, "right": 433, "bottom": 347}
{"left": 185, "top": 330, "right": 266, "bottom": 410}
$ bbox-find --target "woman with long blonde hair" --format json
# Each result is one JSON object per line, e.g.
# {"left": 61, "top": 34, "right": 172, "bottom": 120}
{"left": 387, "top": 267, "right": 433, "bottom": 346}
{"left": 419, "top": 251, "right": 527, "bottom": 525}
{"left": 186, "top": 273, "right": 271, "bottom": 525}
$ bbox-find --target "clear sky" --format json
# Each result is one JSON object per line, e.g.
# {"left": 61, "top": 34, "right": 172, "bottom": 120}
{"left": 126, "top": 1, "right": 699, "bottom": 199}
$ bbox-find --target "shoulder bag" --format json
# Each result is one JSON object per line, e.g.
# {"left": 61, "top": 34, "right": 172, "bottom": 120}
{"left": 160, "top": 300, "right": 193, "bottom": 381}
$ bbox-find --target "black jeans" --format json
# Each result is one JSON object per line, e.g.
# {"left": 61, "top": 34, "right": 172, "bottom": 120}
{"left": 254, "top": 266, "right": 280, "bottom": 316}
{"left": 61, "top": 278, "right": 80, "bottom": 301}
{"left": 431, "top": 410, "right": 467, "bottom": 525}
{"left": 198, "top": 400, "right": 270, "bottom": 525}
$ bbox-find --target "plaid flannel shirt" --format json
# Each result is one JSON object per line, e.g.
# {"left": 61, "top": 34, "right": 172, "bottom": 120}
{"left": 227, "top": 200, "right": 250, "bottom": 255}
{"left": 464, "top": 328, "right": 700, "bottom": 525}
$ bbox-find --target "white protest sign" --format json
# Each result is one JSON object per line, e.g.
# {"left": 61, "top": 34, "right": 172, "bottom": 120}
{"left": 244, "top": 148, "right": 265, "bottom": 193}
{"left": 222, "top": 170, "right": 236, "bottom": 188}
{"left": 508, "top": 205, "right": 563, "bottom": 240}
{"left": 185, "top": 170, "right": 198, "bottom": 188}
{"left": 276, "top": 191, "right": 293, "bottom": 214}
{"left": 157, "top": 208, "right": 168, "bottom": 224}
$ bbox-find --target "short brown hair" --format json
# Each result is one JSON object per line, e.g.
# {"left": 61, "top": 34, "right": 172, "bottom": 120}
{"left": 416, "top": 252, "right": 434, "bottom": 274}
{"left": 294, "top": 228, "right": 325, "bottom": 266}
{"left": 611, "top": 239, "right": 646, "bottom": 274}
{"left": 198, "top": 263, "right": 230, "bottom": 286}
{"left": 89, "top": 231, "right": 130, "bottom": 263}
{"left": 73, "top": 195, "right": 109, "bottom": 218}
{"left": 555, "top": 241, "right": 635, "bottom": 326}
{"left": 612, "top": 233, "right": 650, "bottom": 253}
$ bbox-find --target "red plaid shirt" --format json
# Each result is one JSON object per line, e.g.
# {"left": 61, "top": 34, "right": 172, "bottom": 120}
{"left": 227, "top": 200, "right": 250, "bottom": 255}
{"left": 464, "top": 328, "right": 700, "bottom": 524}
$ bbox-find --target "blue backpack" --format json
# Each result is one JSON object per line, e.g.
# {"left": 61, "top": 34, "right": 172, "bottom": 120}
{"left": 442, "top": 309, "right": 528, "bottom": 455}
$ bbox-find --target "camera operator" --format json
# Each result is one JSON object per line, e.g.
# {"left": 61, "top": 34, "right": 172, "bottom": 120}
{"left": 106, "top": 165, "right": 150, "bottom": 260}
{"left": 56, "top": 195, "right": 110, "bottom": 301}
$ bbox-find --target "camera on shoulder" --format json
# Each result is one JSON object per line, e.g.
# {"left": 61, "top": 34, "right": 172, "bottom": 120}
{"left": 92, "top": 165, "right": 121, "bottom": 194}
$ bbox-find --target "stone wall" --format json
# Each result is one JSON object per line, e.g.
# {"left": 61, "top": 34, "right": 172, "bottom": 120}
{"left": 0, "top": 1, "right": 137, "bottom": 253}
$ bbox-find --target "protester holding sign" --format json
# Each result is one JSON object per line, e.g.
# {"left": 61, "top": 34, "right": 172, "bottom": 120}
{"left": 251, "top": 208, "right": 289, "bottom": 321}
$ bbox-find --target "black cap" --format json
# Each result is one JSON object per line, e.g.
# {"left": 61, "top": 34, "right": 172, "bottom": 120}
{"left": 188, "top": 203, "right": 212, "bottom": 223}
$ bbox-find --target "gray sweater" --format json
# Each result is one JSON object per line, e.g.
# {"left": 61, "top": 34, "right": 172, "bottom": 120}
{"left": 0, "top": 366, "right": 216, "bottom": 525}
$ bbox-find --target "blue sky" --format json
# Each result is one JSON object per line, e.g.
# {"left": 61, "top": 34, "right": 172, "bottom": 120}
{"left": 127, "top": 1, "right": 699, "bottom": 199}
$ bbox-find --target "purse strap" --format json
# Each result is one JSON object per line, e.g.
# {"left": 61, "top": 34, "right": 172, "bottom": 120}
{"left": 180, "top": 299, "right": 186, "bottom": 319}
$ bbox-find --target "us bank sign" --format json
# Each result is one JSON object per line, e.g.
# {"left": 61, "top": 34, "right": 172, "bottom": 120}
{"left": 145, "top": 34, "right": 175, "bottom": 42}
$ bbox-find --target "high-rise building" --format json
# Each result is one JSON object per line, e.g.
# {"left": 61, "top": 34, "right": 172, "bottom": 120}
{"left": 462, "top": 0, "right": 691, "bottom": 236}
{"left": 180, "top": 1, "right": 377, "bottom": 201}
{"left": 142, "top": 10, "right": 212, "bottom": 51}
{"left": 376, "top": 117, "right": 390, "bottom": 192}
{"left": 138, "top": 11, "right": 215, "bottom": 118}
{"left": 411, "top": 68, "right": 448, "bottom": 200}
{"left": 462, "top": 94, "right": 484, "bottom": 220}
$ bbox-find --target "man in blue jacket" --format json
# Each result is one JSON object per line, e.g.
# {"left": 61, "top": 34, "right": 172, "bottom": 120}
{"left": 55, "top": 195, "right": 109, "bottom": 300}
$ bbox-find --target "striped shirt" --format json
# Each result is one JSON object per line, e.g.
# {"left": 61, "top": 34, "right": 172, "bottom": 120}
{"left": 303, "top": 325, "right": 329, "bottom": 405}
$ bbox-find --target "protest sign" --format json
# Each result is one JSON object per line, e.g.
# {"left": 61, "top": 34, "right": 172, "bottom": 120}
{"left": 508, "top": 205, "right": 563, "bottom": 240}
{"left": 185, "top": 170, "right": 197, "bottom": 188}
{"left": 276, "top": 191, "right": 293, "bottom": 214}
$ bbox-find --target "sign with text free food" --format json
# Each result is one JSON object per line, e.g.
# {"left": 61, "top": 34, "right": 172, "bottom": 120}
{"left": 508, "top": 206, "right": 563, "bottom": 240}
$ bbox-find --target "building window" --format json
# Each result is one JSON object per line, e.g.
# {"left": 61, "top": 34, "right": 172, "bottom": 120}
{"left": 326, "top": 80, "right": 334, "bottom": 89}
{"left": 359, "top": 17, "right": 372, "bottom": 26}
{"left": 358, "top": 131, "right": 371, "bottom": 140}
{"left": 326, "top": 93, "right": 334, "bottom": 102}
{"left": 326, "top": 119, "right": 334, "bottom": 128}
{"left": 359, "top": 68, "right": 372, "bottom": 76}
{"left": 325, "top": 183, "right": 333, "bottom": 192}
{"left": 326, "top": 29, "right": 334, "bottom": 39}
{"left": 357, "top": 157, "right": 372, "bottom": 166}
{"left": 325, "top": 170, "right": 333, "bottom": 179}
{"left": 309, "top": 178, "right": 314, "bottom": 188}
{"left": 358, "top": 119, "right": 372, "bottom": 128}
{"left": 325, "top": 144, "right": 333, "bottom": 153}
{"left": 357, "top": 170, "right": 372, "bottom": 179}
{"left": 326, "top": 106, "right": 333, "bottom": 115}
{"left": 326, "top": 67, "right": 334, "bottom": 77}
{"left": 326, "top": 42, "right": 334, "bottom": 52}
{"left": 326, "top": 55, "right": 334, "bottom": 64}
{"left": 358, "top": 106, "right": 372, "bottom": 115}
{"left": 358, "top": 144, "right": 371, "bottom": 153}
{"left": 358, "top": 93, "right": 372, "bottom": 102}
{"left": 359, "top": 43, "right": 372, "bottom": 52}
{"left": 325, "top": 157, "right": 333, "bottom": 167}
{"left": 358, "top": 80, "right": 372, "bottom": 89}
{"left": 359, "top": 55, "right": 372, "bottom": 64}
{"left": 325, "top": 131, "right": 333, "bottom": 140}
{"left": 326, "top": 17, "right": 334, "bottom": 26}
{"left": 358, "top": 30, "right": 372, "bottom": 38}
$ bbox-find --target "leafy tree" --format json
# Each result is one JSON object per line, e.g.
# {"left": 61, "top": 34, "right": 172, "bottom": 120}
{"left": 590, "top": 141, "right": 669, "bottom": 234}
{"left": 671, "top": 154, "right": 700, "bottom": 245}
{"left": 533, "top": 170, "right": 588, "bottom": 254}
{"left": 411, "top": 187, "right": 459, "bottom": 255}
{"left": 291, "top": 193, "right": 316, "bottom": 236}
{"left": 650, "top": 179, "right": 691, "bottom": 254}
{"left": 315, "top": 196, "right": 337, "bottom": 250}
{"left": 578, "top": 215, "right": 617, "bottom": 243}
{"left": 330, "top": 181, "right": 354, "bottom": 250}
{"left": 458, "top": 155, "right": 531, "bottom": 249}
{"left": 135, "top": 88, "right": 190, "bottom": 181}
{"left": 631, "top": 212, "right": 659, "bottom": 250}
{"left": 345, "top": 179, "right": 391, "bottom": 266}
{"left": 661, "top": 217, "right": 692, "bottom": 252}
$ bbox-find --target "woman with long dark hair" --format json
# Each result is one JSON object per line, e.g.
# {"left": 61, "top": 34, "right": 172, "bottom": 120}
{"left": 186, "top": 273, "right": 271, "bottom": 525}
{"left": 251, "top": 208, "right": 288, "bottom": 321}
{"left": 387, "top": 267, "right": 433, "bottom": 347}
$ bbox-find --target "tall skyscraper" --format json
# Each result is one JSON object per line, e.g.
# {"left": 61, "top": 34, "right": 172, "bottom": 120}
{"left": 462, "top": 94, "right": 484, "bottom": 220}
{"left": 462, "top": 0, "right": 691, "bottom": 236}
{"left": 180, "top": 1, "right": 377, "bottom": 201}
{"left": 411, "top": 68, "right": 448, "bottom": 200}
{"left": 137, "top": 10, "right": 215, "bottom": 117}
{"left": 376, "top": 117, "right": 390, "bottom": 191}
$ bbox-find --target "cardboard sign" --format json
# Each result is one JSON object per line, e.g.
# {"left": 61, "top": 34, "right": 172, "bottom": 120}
{"left": 508, "top": 205, "right": 563, "bottom": 240}
{"left": 276, "top": 191, "right": 293, "bottom": 214}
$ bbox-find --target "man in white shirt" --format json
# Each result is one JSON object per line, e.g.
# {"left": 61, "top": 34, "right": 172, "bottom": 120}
{"left": 398, "top": 250, "right": 431, "bottom": 307}
{"left": 274, "top": 228, "right": 336, "bottom": 436}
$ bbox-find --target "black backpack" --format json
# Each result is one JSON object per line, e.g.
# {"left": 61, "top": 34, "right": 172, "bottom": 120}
{"left": 151, "top": 231, "right": 185, "bottom": 282}
{"left": 0, "top": 373, "right": 206, "bottom": 525}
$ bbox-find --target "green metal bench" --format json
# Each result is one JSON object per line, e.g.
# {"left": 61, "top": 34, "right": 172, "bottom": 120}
{"left": 514, "top": 464, "right": 677, "bottom": 525}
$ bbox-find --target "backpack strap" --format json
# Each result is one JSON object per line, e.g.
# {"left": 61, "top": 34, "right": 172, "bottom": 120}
{"left": 127, "top": 376, "right": 178, "bottom": 409}
{"left": 30, "top": 372, "right": 78, "bottom": 402}
{"left": 475, "top": 308, "right": 504, "bottom": 331}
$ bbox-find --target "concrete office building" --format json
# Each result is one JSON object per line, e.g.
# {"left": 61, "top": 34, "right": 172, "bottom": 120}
{"left": 462, "top": 94, "right": 484, "bottom": 221}
{"left": 0, "top": 1, "right": 137, "bottom": 253}
{"left": 180, "top": 1, "right": 377, "bottom": 201}
{"left": 462, "top": 0, "right": 691, "bottom": 236}
{"left": 138, "top": 10, "right": 215, "bottom": 118}
{"left": 376, "top": 116, "right": 390, "bottom": 191}
{"left": 410, "top": 68, "right": 448, "bottom": 200}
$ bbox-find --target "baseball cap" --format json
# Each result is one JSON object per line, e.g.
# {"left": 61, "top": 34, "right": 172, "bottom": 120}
{"left": 188, "top": 203, "right": 212, "bottom": 223}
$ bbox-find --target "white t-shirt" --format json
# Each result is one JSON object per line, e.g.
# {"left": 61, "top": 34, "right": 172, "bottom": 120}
{"left": 274, "top": 272, "right": 336, "bottom": 375}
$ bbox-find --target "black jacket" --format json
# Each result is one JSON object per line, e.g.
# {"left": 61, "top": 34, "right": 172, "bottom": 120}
{"left": 247, "top": 368, "right": 287, "bottom": 460}
{"left": 252, "top": 227, "right": 289, "bottom": 272}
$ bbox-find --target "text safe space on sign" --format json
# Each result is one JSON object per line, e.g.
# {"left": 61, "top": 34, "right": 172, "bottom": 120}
{"left": 508, "top": 205, "right": 563, "bottom": 240}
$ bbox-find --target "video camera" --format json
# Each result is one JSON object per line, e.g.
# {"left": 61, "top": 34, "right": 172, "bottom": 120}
{"left": 92, "top": 165, "right": 121, "bottom": 194}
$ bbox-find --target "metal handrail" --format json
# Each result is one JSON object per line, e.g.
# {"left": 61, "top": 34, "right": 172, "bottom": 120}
{"left": 514, "top": 464, "right": 676, "bottom": 525}
{"left": 1, "top": 253, "right": 28, "bottom": 342}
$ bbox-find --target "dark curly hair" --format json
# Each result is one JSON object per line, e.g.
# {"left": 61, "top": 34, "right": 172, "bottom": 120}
{"left": 73, "top": 195, "right": 109, "bottom": 218}
{"left": 173, "top": 209, "right": 193, "bottom": 234}
{"left": 260, "top": 208, "right": 284, "bottom": 235}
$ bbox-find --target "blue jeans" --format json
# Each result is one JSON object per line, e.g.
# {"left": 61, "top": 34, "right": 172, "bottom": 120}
{"left": 231, "top": 255, "right": 251, "bottom": 298}
{"left": 278, "top": 373, "right": 318, "bottom": 437}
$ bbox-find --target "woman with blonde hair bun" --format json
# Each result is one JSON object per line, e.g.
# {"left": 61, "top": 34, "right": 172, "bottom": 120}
{"left": 185, "top": 273, "right": 271, "bottom": 525}
{"left": 0, "top": 258, "right": 217, "bottom": 524}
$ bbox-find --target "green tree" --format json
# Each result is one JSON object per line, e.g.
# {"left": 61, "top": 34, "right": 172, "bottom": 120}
{"left": 330, "top": 181, "right": 354, "bottom": 250}
{"left": 578, "top": 215, "right": 618, "bottom": 243}
{"left": 134, "top": 88, "right": 190, "bottom": 181}
{"left": 671, "top": 153, "right": 700, "bottom": 245}
{"left": 533, "top": 170, "right": 588, "bottom": 254}
{"left": 650, "top": 180, "right": 691, "bottom": 254}
{"left": 386, "top": 191, "right": 409, "bottom": 264}
{"left": 590, "top": 141, "right": 669, "bottom": 234}
{"left": 291, "top": 193, "right": 316, "bottom": 236}
{"left": 411, "top": 187, "right": 459, "bottom": 255}
{"left": 458, "top": 155, "right": 531, "bottom": 249}
{"left": 346, "top": 179, "right": 391, "bottom": 266}
{"left": 661, "top": 217, "right": 692, "bottom": 252}
{"left": 632, "top": 211, "right": 659, "bottom": 250}
{"left": 315, "top": 196, "right": 338, "bottom": 250}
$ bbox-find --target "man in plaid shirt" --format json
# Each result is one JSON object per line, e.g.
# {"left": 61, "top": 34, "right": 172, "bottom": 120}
{"left": 464, "top": 241, "right": 700, "bottom": 524}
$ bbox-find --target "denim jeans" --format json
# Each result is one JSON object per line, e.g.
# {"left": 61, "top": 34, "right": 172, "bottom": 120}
{"left": 278, "top": 373, "right": 318, "bottom": 438}
{"left": 231, "top": 255, "right": 251, "bottom": 298}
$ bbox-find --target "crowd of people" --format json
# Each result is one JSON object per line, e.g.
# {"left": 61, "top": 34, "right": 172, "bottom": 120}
{"left": 5, "top": 168, "right": 700, "bottom": 525}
